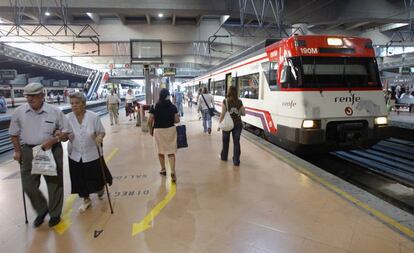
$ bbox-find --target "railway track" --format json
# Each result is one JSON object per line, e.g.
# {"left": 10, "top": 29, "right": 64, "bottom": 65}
{"left": 302, "top": 139, "right": 414, "bottom": 214}
{"left": 243, "top": 123, "right": 414, "bottom": 214}
{"left": 333, "top": 138, "right": 414, "bottom": 187}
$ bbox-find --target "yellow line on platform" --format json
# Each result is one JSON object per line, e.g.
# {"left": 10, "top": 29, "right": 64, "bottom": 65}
{"left": 244, "top": 134, "right": 414, "bottom": 241}
{"left": 54, "top": 147, "right": 119, "bottom": 235}
{"left": 132, "top": 182, "right": 177, "bottom": 236}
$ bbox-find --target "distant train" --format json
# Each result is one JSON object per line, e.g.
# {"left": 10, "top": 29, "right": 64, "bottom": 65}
{"left": 0, "top": 85, "right": 71, "bottom": 107}
{"left": 183, "top": 35, "right": 389, "bottom": 153}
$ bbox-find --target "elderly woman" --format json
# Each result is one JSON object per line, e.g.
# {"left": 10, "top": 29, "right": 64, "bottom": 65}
{"left": 125, "top": 88, "right": 135, "bottom": 121}
{"left": 66, "top": 92, "right": 107, "bottom": 212}
{"left": 148, "top": 88, "right": 180, "bottom": 183}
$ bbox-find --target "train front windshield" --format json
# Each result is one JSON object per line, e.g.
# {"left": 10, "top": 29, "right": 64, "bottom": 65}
{"left": 284, "top": 57, "right": 381, "bottom": 89}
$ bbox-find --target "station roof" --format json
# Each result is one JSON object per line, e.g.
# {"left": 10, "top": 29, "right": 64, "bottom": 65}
{"left": 0, "top": 0, "right": 411, "bottom": 78}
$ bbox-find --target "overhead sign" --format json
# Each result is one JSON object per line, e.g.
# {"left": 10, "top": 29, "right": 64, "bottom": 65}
{"left": 130, "top": 40, "right": 163, "bottom": 64}
{"left": 163, "top": 67, "right": 176, "bottom": 76}
{"left": 0, "top": 69, "right": 17, "bottom": 80}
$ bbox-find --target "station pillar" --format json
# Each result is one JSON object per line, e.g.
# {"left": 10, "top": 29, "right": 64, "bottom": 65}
{"left": 140, "top": 65, "right": 153, "bottom": 132}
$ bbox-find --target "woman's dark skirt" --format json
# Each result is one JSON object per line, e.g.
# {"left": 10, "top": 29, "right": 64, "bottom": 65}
{"left": 125, "top": 102, "right": 134, "bottom": 116}
{"left": 69, "top": 158, "right": 106, "bottom": 197}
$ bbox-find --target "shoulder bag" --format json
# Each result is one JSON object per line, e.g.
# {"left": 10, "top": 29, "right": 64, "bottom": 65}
{"left": 219, "top": 99, "right": 234, "bottom": 131}
{"left": 201, "top": 94, "right": 215, "bottom": 117}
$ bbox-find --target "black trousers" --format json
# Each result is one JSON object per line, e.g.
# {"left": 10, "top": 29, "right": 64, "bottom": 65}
{"left": 220, "top": 123, "right": 243, "bottom": 165}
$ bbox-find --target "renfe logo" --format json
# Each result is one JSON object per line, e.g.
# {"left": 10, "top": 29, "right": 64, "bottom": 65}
{"left": 300, "top": 48, "right": 318, "bottom": 54}
{"left": 334, "top": 94, "right": 361, "bottom": 105}
{"left": 282, "top": 100, "right": 296, "bottom": 108}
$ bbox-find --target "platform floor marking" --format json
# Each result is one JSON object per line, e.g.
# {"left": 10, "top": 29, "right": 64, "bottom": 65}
{"left": 54, "top": 147, "right": 119, "bottom": 235}
{"left": 243, "top": 133, "right": 414, "bottom": 241}
{"left": 132, "top": 182, "right": 176, "bottom": 236}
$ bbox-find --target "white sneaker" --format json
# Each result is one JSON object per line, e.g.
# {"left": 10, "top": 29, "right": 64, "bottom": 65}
{"left": 79, "top": 198, "right": 91, "bottom": 212}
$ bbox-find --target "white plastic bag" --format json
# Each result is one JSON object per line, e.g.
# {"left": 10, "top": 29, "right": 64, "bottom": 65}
{"left": 219, "top": 99, "right": 234, "bottom": 131}
{"left": 31, "top": 145, "right": 57, "bottom": 176}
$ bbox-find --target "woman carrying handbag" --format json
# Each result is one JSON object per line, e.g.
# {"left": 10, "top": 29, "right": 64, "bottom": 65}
{"left": 218, "top": 86, "right": 246, "bottom": 166}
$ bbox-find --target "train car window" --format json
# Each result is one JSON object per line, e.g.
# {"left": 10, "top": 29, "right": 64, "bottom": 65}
{"left": 14, "top": 89, "right": 25, "bottom": 98}
{"left": 261, "top": 61, "right": 279, "bottom": 91}
{"left": 0, "top": 89, "right": 11, "bottom": 98}
{"left": 213, "top": 80, "right": 225, "bottom": 96}
{"left": 298, "top": 57, "right": 381, "bottom": 88}
{"left": 280, "top": 58, "right": 300, "bottom": 88}
{"left": 238, "top": 73, "right": 259, "bottom": 99}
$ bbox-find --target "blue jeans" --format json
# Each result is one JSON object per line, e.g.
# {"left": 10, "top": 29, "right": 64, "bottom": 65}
{"left": 176, "top": 102, "right": 184, "bottom": 117}
{"left": 201, "top": 109, "right": 212, "bottom": 132}
{"left": 220, "top": 123, "right": 243, "bottom": 165}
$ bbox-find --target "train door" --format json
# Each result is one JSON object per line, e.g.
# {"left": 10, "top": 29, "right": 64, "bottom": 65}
{"left": 225, "top": 73, "right": 232, "bottom": 96}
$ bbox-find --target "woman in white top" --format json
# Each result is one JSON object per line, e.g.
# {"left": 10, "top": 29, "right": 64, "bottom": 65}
{"left": 197, "top": 87, "right": 215, "bottom": 134}
{"left": 125, "top": 89, "right": 135, "bottom": 121}
{"left": 66, "top": 92, "right": 110, "bottom": 212}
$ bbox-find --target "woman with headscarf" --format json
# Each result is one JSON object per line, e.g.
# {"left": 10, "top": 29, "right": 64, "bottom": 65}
{"left": 148, "top": 88, "right": 180, "bottom": 183}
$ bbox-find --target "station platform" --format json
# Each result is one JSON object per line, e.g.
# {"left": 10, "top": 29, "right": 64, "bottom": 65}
{"left": 1, "top": 106, "right": 414, "bottom": 253}
{"left": 389, "top": 111, "right": 414, "bottom": 130}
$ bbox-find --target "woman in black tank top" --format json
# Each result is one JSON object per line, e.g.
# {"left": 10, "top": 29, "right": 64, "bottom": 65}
{"left": 218, "top": 86, "right": 245, "bottom": 166}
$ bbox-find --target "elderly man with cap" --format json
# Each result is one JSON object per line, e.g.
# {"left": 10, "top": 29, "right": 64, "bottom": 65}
{"left": 9, "top": 82, "right": 72, "bottom": 228}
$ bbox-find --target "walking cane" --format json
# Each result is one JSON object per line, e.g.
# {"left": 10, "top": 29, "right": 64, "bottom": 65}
{"left": 18, "top": 159, "right": 28, "bottom": 224}
{"left": 96, "top": 143, "right": 114, "bottom": 214}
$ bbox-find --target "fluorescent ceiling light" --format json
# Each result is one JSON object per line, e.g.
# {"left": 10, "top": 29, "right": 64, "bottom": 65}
{"left": 45, "top": 11, "right": 51, "bottom": 16}
{"left": 158, "top": 13, "right": 164, "bottom": 18}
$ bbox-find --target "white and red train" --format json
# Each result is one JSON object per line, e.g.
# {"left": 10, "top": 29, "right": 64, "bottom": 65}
{"left": 183, "top": 35, "right": 389, "bottom": 152}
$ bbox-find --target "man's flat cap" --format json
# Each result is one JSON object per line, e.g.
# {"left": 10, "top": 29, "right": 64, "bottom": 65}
{"left": 23, "top": 83, "right": 44, "bottom": 95}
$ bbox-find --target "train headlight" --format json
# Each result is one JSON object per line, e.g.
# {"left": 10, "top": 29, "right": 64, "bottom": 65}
{"left": 374, "top": 116, "right": 388, "bottom": 125}
{"left": 302, "top": 120, "right": 321, "bottom": 129}
{"left": 327, "top": 38, "right": 343, "bottom": 46}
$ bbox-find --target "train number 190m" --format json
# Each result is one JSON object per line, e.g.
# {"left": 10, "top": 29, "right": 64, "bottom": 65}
{"left": 300, "top": 48, "right": 318, "bottom": 54}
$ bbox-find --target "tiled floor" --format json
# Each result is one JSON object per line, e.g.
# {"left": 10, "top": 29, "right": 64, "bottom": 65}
{"left": 1, "top": 106, "right": 414, "bottom": 253}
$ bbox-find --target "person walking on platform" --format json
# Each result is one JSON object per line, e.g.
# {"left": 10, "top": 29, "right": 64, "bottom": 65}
{"left": 187, "top": 89, "right": 193, "bottom": 108}
{"left": 197, "top": 87, "right": 214, "bottom": 134}
{"left": 148, "top": 88, "right": 180, "bottom": 183}
{"left": 9, "top": 82, "right": 72, "bottom": 228}
{"left": 173, "top": 86, "right": 184, "bottom": 117}
{"left": 66, "top": 92, "right": 109, "bottom": 212}
{"left": 196, "top": 87, "right": 203, "bottom": 120}
{"left": 125, "top": 88, "right": 135, "bottom": 121}
{"left": 106, "top": 89, "right": 120, "bottom": 125}
{"left": 219, "top": 86, "right": 246, "bottom": 166}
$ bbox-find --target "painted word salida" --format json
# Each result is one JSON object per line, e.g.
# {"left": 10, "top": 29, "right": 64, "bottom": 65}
{"left": 334, "top": 94, "right": 361, "bottom": 105}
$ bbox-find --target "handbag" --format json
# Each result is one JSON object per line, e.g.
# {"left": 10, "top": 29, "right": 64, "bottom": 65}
{"left": 176, "top": 125, "right": 188, "bottom": 148}
{"left": 201, "top": 94, "right": 215, "bottom": 117}
{"left": 219, "top": 99, "right": 234, "bottom": 131}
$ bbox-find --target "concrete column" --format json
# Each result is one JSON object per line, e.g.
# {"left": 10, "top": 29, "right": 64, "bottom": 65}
{"left": 144, "top": 66, "right": 152, "bottom": 105}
